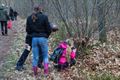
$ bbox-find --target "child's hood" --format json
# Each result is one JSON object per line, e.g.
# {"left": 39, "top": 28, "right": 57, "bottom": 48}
{"left": 58, "top": 42, "right": 68, "bottom": 49}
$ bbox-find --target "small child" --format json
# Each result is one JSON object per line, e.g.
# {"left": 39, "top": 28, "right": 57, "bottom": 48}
{"left": 52, "top": 39, "right": 76, "bottom": 71}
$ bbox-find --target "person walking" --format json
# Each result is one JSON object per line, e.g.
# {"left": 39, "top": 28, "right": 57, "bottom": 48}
{"left": 26, "top": 4, "right": 52, "bottom": 76}
{"left": 9, "top": 7, "right": 14, "bottom": 21}
{"left": 0, "top": 4, "right": 9, "bottom": 36}
{"left": 14, "top": 10, "right": 18, "bottom": 20}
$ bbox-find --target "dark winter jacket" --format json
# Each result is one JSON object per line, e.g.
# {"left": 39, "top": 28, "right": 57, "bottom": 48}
{"left": 9, "top": 7, "right": 14, "bottom": 17}
{"left": 14, "top": 11, "right": 18, "bottom": 17}
{"left": 0, "top": 7, "right": 9, "bottom": 21}
{"left": 25, "top": 34, "right": 32, "bottom": 46}
{"left": 26, "top": 12, "right": 52, "bottom": 38}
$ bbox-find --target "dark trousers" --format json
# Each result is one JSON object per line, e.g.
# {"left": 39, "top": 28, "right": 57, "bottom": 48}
{"left": 54, "top": 59, "right": 76, "bottom": 71}
{"left": 54, "top": 62, "right": 69, "bottom": 71}
{"left": 0, "top": 21, "right": 7, "bottom": 35}
{"left": 16, "top": 46, "right": 43, "bottom": 67}
{"left": 16, "top": 35, "right": 32, "bottom": 67}
{"left": 16, "top": 35, "right": 43, "bottom": 67}
{"left": 58, "top": 62, "right": 69, "bottom": 70}
{"left": 16, "top": 49, "right": 30, "bottom": 66}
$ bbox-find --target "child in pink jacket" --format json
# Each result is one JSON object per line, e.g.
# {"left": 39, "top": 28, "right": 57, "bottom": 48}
{"left": 54, "top": 40, "right": 76, "bottom": 71}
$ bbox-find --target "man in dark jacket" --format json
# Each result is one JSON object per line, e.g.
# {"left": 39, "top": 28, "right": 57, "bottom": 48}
{"left": 0, "top": 4, "right": 9, "bottom": 35}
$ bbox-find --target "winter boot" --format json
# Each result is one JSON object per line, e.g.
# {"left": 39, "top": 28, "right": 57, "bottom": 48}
{"left": 32, "top": 66, "right": 38, "bottom": 76}
{"left": 44, "top": 63, "right": 49, "bottom": 76}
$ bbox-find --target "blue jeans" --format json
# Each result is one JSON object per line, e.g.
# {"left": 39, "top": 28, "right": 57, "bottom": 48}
{"left": 32, "top": 37, "right": 49, "bottom": 67}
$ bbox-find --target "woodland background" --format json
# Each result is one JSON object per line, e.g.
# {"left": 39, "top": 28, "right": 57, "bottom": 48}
{"left": 0, "top": 0, "right": 120, "bottom": 80}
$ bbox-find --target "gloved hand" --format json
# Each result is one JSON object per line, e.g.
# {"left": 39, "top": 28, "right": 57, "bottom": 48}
{"left": 70, "top": 59, "right": 76, "bottom": 67}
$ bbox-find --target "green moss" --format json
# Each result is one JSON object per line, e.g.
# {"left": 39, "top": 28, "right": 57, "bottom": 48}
{"left": 90, "top": 73, "right": 120, "bottom": 80}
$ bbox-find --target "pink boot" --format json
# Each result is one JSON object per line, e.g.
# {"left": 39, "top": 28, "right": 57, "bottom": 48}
{"left": 32, "top": 66, "right": 38, "bottom": 76}
{"left": 44, "top": 63, "right": 49, "bottom": 76}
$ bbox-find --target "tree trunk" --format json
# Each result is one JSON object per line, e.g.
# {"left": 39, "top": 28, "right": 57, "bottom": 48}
{"left": 97, "top": 0, "right": 107, "bottom": 43}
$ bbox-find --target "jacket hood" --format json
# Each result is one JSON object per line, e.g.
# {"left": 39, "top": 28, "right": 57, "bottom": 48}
{"left": 58, "top": 42, "right": 68, "bottom": 49}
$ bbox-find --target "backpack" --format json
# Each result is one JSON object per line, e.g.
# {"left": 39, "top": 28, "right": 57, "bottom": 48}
{"left": 50, "top": 47, "right": 64, "bottom": 63}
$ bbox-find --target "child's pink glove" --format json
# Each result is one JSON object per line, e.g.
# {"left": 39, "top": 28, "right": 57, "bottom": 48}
{"left": 70, "top": 48, "right": 76, "bottom": 59}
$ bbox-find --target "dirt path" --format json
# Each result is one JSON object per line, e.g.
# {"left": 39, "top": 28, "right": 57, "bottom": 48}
{"left": 0, "top": 20, "right": 19, "bottom": 65}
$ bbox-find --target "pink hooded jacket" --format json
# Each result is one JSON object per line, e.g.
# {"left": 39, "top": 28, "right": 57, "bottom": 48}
{"left": 58, "top": 42, "right": 76, "bottom": 64}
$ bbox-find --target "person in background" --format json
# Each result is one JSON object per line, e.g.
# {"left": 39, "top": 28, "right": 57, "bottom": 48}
{"left": 9, "top": 7, "right": 14, "bottom": 21}
{"left": 26, "top": 4, "right": 52, "bottom": 76}
{"left": 0, "top": 4, "right": 9, "bottom": 36}
{"left": 14, "top": 10, "right": 18, "bottom": 20}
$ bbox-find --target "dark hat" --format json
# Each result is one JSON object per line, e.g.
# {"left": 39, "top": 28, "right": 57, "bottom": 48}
{"left": 50, "top": 23, "right": 59, "bottom": 32}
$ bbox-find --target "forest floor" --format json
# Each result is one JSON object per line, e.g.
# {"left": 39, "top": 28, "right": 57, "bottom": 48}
{"left": 0, "top": 17, "right": 120, "bottom": 80}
